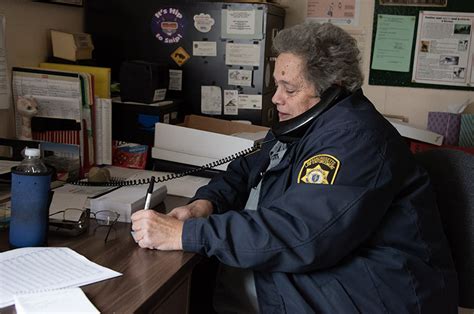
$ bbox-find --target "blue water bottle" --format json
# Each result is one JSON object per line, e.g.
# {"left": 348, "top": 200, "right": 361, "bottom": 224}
{"left": 10, "top": 148, "right": 52, "bottom": 248}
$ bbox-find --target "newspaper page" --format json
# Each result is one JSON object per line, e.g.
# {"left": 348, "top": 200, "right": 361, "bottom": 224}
{"left": 306, "top": 0, "right": 360, "bottom": 26}
{"left": 412, "top": 11, "right": 474, "bottom": 87}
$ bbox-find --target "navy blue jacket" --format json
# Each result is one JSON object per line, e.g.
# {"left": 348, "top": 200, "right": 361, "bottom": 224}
{"left": 182, "top": 90, "right": 458, "bottom": 313}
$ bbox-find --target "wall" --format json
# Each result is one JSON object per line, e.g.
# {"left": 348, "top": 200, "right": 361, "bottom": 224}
{"left": 0, "top": 1, "right": 472, "bottom": 133}
{"left": 0, "top": 0, "right": 84, "bottom": 139}
{"left": 285, "top": 0, "right": 474, "bottom": 129}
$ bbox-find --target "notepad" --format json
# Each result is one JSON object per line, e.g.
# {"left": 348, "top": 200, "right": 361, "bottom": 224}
{"left": 14, "top": 288, "right": 99, "bottom": 314}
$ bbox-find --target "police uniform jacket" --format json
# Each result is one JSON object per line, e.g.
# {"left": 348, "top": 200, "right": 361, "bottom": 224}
{"left": 182, "top": 89, "right": 458, "bottom": 313}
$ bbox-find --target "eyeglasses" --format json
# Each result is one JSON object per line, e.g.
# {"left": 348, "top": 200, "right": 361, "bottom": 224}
{"left": 90, "top": 210, "right": 120, "bottom": 243}
{"left": 49, "top": 208, "right": 119, "bottom": 242}
{"left": 49, "top": 208, "right": 90, "bottom": 236}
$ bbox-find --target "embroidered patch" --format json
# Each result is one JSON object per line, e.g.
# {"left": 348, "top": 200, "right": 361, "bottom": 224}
{"left": 297, "top": 154, "right": 340, "bottom": 184}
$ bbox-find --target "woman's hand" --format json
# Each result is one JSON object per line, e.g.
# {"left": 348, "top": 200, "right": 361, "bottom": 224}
{"left": 131, "top": 210, "right": 183, "bottom": 250}
{"left": 167, "top": 199, "right": 214, "bottom": 221}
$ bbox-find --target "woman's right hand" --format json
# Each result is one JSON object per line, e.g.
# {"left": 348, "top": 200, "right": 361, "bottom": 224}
{"left": 167, "top": 199, "right": 214, "bottom": 221}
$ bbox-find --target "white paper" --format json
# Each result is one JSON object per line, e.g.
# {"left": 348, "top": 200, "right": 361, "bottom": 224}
{"left": 12, "top": 72, "right": 81, "bottom": 99}
{"left": 224, "top": 90, "right": 239, "bottom": 115}
{"left": 412, "top": 11, "right": 474, "bottom": 87}
{"left": 0, "top": 247, "right": 122, "bottom": 308}
{"left": 153, "top": 171, "right": 210, "bottom": 198}
{"left": 238, "top": 94, "right": 262, "bottom": 110}
{"left": 49, "top": 192, "right": 89, "bottom": 221}
{"left": 225, "top": 43, "right": 261, "bottom": 67}
{"left": 14, "top": 288, "right": 99, "bottom": 314}
{"left": 0, "top": 160, "right": 19, "bottom": 175}
{"left": 193, "top": 41, "right": 217, "bottom": 57}
{"left": 169, "top": 69, "right": 183, "bottom": 91}
{"left": 94, "top": 98, "right": 112, "bottom": 165}
{"left": 33, "top": 95, "right": 82, "bottom": 121}
{"left": 226, "top": 10, "right": 256, "bottom": 35}
{"left": 153, "top": 89, "right": 166, "bottom": 102}
{"left": 201, "top": 86, "right": 222, "bottom": 115}
{"left": 306, "top": 0, "right": 360, "bottom": 26}
{"left": 0, "top": 15, "right": 9, "bottom": 109}
{"left": 89, "top": 171, "right": 167, "bottom": 223}
{"left": 228, "top": 69, "right": 252, "bottom": 86}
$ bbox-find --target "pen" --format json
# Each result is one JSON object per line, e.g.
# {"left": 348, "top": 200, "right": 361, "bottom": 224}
{"left": 144, "top": 177, "right": 155, "bottom": 210}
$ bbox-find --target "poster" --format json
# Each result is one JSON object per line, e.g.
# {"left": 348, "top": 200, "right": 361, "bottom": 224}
{"left": 306, "top": 0, "right": 360, "bottom": 26}
{"left": 412, "top": 11, "right": 474, "bottom": 87}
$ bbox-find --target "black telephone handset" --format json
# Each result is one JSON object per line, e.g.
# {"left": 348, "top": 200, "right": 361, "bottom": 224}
{"left": 271, "top": 85, "right": 346, "bottom": 143}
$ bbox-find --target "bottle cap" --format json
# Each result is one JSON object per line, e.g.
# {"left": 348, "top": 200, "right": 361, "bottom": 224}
{"left": 24, "top": 147, "right": 41, "bottom": 157}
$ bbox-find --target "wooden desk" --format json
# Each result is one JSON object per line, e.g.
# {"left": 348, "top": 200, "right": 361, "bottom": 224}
{"left": 0, "top": 196, "right": 202, "bottom": 313}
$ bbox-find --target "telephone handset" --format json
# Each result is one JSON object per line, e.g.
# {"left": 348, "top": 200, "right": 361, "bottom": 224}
{"left": 71, "top": 85, "right": 346, "bottom": 187}
{"left": 271, "top": 85, "right": 346, "bottom": 143}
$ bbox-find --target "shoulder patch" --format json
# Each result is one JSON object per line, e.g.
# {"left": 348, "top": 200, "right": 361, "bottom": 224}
{"left": 297, "top": 154, "right": 340, "bottom": 184}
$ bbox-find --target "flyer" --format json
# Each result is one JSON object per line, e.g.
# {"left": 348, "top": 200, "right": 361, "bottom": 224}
{"left": 412, "top": 11, "right": 474, "bottom": 87}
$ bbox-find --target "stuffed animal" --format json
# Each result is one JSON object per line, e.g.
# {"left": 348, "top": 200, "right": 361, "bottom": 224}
{"left": 16, "top": 96, "right": 39, "bottom": 140}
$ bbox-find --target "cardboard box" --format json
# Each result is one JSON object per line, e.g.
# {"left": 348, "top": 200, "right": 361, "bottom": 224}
{"left": 152, "top": 115, "right": 268, "bottom": 171}
{"left": 387, "top": 119, "right": 444, "bottom": 146}
{"left": 427, "top": 112, "right": 461, "bottom": 145}
{"left": 51, "top": 30, "right": 94, "bottom": 61}
{"left": 459, "top": 114, "right": 474, "bottom": 147}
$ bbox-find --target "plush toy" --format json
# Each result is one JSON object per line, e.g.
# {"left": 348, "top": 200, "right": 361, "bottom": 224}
{"left": 16, "top": 96, "right": 39, "bottom": 140}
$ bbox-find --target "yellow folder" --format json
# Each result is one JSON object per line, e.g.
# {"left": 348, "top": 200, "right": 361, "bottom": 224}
{"left": 39, "top": 62, "right": 111, "bottom": 98}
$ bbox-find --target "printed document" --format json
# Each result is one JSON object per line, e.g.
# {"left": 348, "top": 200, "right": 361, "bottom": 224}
{"left": 14, "top": 288, "right": 99, "bottom": 314}
{"left": 0, "top": 247, "right": 122, "bottom": 308}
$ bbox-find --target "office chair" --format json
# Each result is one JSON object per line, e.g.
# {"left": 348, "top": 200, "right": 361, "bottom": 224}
{"left": 415, "top": 149, "right": 474, "bottom": 309}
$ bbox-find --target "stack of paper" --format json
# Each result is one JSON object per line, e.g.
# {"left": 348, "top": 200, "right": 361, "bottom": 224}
{"left": 89, "top": 171, "right": 167, "bottom": 222}
{"left": 0, "top": 247, "right": 121, "bottom": 308}
{"left": 14, "top": 288, "right": 99, "bottom": 314}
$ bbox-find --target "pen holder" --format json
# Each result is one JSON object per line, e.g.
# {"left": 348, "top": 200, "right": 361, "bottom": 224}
{"left": 9, "top": 168, "right": 52, "bottom": 248}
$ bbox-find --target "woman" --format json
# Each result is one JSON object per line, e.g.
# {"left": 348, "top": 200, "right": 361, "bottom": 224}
{"left": 132, "top": 22, "right": 458, "bottom": 313}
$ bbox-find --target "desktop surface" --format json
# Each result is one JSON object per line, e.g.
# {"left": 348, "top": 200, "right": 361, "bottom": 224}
{"left": 0, "top": 195, "right": 201, "bottom": 313}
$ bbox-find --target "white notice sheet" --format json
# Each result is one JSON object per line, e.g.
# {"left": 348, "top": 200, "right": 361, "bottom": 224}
{"left": 412, "top": 11, "right": 474, "bottom": 87}
{"left": 0, "top": 247, "right": 122, "bottom": 308}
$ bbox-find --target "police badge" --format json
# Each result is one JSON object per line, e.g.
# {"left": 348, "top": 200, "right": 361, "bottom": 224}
{"left": 298, "top": 154, "right": 340, "bottom": 184}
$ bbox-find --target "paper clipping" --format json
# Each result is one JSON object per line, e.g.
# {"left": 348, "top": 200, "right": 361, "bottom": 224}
{"left": 201, "top": 86, "right": 222, "bottom": 115}
{"left": 412, "top": 11, "right": 474, "bottom": 87}
{"left": 193, "top": 41, "right": 217, "bottom": 57}
{"left": 225, "top": 43, "right": 260, "bottom": 67}
{"left": 224, "top": 90, "right": 239, "bottom": 115}
{"left": 228, "top": 69, "right": 252, "bottom": 86}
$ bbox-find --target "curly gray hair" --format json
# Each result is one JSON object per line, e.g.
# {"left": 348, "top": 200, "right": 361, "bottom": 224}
{"left": 272, "top": 22, "right": 363, "bottom": 94}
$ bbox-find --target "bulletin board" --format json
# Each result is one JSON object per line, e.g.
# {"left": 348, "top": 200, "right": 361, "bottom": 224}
{"left": 369, "top": 0, "right": 474, "bottom": 90}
